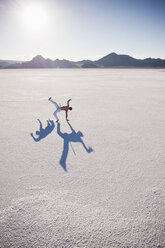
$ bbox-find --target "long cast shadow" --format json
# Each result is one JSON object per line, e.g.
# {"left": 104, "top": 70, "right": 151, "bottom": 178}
{"left": 57, "top": 122, "right": 93, "bottom": 171}
{"left": 31, "top": 119, "right": 55, "bottom": 142}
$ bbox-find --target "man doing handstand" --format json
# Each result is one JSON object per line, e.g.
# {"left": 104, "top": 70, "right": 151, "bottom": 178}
{"left": 49, "top": 97, "right": 72, "bottom": 122}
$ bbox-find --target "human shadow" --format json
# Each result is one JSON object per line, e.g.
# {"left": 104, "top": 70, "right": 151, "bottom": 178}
{"left": 31, "top": 119, "right": 55, "bottom": 142}
{"left": 57, "top": 122, "right": 93, "bottom": 171}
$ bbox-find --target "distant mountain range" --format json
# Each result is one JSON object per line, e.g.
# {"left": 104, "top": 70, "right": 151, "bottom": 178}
{"left": 0, "top": 60, "right": 21, "bottom": 67}
{"left": 1, "top": 53, "right": 165, "bottom": 68}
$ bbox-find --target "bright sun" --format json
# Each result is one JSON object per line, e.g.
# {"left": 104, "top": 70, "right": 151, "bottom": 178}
{"left": 21, "top": 4, "right": 48, "bottom": 31}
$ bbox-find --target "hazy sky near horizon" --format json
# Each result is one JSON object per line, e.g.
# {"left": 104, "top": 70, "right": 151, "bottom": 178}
{"left": 0, "top": 0, "right": 165, "bottom": 61}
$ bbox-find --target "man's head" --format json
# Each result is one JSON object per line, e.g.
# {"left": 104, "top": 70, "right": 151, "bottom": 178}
{"left": 69, "top": 107, "right": 72, "bottom": 110}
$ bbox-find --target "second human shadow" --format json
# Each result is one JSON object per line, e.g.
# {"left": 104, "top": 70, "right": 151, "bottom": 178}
{"left": 31, "top": 119, "right": 55, "bottom": 142}
{"left": 57, "top": 122, "right": 93, "bottom": 171}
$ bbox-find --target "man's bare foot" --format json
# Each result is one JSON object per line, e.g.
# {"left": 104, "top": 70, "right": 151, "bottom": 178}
{"left": 48, "top": 97, "right": 51, "bottom": 100}
{"left": 56, "top": 120, "right": 59, "bottom": 123}
{"left": 67, "top": 119, "right": 69, "bottom": 122}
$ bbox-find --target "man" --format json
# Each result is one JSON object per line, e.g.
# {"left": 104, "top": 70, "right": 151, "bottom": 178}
{"left": 49, "top": 97, "right": 72, "bottom": 122}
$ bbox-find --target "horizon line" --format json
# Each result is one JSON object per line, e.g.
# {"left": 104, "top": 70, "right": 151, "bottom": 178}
{"left": 1, "top": 52, "right": 165, "bottom": 62}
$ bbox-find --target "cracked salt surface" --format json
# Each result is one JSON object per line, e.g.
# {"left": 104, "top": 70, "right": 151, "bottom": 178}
{"left": 0, "top": 69, "right": 165, "bottom": 247}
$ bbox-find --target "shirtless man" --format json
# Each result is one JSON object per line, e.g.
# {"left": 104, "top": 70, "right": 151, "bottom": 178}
{"left": 49, "top": 97, "right": 72, "bottom": 122}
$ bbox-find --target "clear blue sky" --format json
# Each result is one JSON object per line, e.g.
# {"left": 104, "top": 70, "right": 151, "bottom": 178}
{"left": 0, "top": 0, "right": 165, "bottom": 60}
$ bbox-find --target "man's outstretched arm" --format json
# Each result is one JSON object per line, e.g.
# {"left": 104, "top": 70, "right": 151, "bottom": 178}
{"left": 67, "top": 99, "right": 71, "bottom": 106}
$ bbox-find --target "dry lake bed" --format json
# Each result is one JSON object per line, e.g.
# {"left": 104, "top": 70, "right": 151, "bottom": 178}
{"left": 0, "top": 69, "right": 165, "bottom": 248}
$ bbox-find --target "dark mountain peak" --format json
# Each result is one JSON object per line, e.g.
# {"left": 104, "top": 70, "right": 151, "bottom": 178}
{"left": 100, "top": 52, "right": 118, "bottom": 60}
{"left": 109, "top": 52, "right": 117, "bottom": 56}
{"left": 95, "top": 52, "right": 138, "bottom": 66}
{"left": 105, "top": 52, "right": 135, "bottom": 59}
{"left": 32, "top": 55, "right": 45, "bottom": 61}
{"left": 96, "top": 52, "right": 134, "bottom": 62}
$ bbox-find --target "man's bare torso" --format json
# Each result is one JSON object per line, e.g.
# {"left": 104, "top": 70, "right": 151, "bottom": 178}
{"left": 60, "top": 106, "right": 69, "bottom": 111}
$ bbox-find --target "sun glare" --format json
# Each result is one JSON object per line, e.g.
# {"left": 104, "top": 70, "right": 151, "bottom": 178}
{"left": 21, "top": 4, "right": 48, "bottom": 31}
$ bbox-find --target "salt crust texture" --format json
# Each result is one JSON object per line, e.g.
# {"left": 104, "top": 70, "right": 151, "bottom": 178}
{"left": 0, "top": 69, "right": 165, "bottom": 248}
